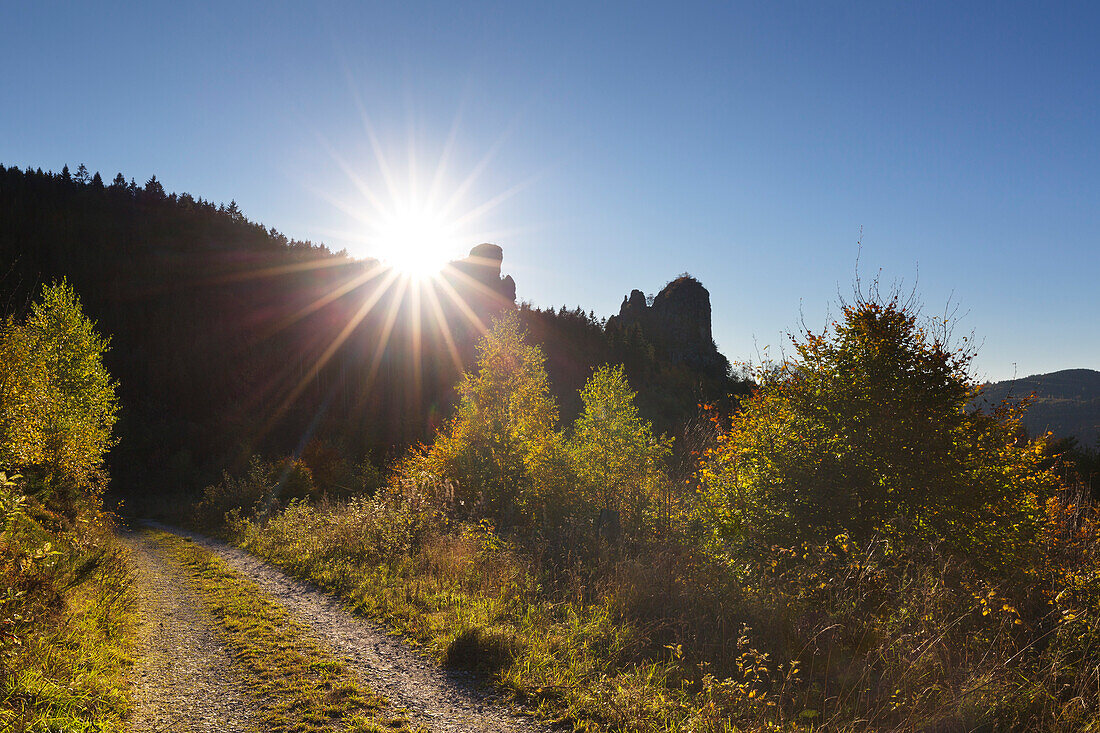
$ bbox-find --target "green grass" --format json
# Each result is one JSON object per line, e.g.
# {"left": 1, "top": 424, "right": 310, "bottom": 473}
{"left": 149, "top": 530, "right": 419, "bottom": 733}
{"left": 1, "top": 510, "right": 138, "bottom": 733}
{"left": 221, "top": 495, "right": 1100, "bottom": 733}
{"left": 231, "top": 502, "right": 722, "bottom": 732}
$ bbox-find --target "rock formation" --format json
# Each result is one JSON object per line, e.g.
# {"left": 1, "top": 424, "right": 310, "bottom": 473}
{"left": 444, "top": 243, "right": 516, "bottom": 306}
{"left": 606, "top": 275, "right": 730, "bottom": 379}
{"left": 438, "top": 243, "right": 517, "bottom": 338}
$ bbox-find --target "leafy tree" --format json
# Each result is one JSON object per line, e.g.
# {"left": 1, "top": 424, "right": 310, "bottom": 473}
{"left": 0, "top": 316, "right": 47, "bottom": 469}
{"left": 700, "top": 293, "right": 1057, "bottom": 564}
{"left": 0, "top": 281, "right": 118, "bottom": 506}
{"left": 409, "top": 310, "right": 558, "bottom": 521}
{"left": 414, "top": 312, "right": 561, "bottom": 526}
{"left": 569, "top": 364, "right": 671, "bottom": 541}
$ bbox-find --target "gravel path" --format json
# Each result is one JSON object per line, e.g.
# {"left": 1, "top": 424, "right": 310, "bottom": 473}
{"left": 122, "top": 531, "right": 258, "bottom": 733}
{"left": 147, "top": 524, "right": 551, "bottom": 733}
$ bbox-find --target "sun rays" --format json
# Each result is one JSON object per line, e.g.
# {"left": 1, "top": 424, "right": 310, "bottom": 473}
{"left": 309, "top": 88, "right": 534, "bottom": 279}
{"left": 230, "top": 112, "right": 534, "bottom": 452}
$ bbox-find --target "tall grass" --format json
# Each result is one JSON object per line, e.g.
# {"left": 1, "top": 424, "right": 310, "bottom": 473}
{"left": 221, "top": 486, "right": 1100, "bottom": 733}
{"left": 1, "top": 484, "right": 137, "bottom": 732}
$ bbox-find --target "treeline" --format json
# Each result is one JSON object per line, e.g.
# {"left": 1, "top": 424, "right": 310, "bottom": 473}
{"left": 1, "top": 164, "right": 371, "bottom": 497}
{"left": 0, "top": 163, "right": 747, "bottom": 507}
{"left": 216, "top": 294, "right": 1100, "bottom": 732}
{"left": 519, "top": 301, "right": 750, "bottom": 438}
{"left": 1, "top": 282, "right": 133, "bottom": 731}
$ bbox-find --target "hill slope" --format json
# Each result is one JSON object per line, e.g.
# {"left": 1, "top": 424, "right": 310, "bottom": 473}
{"left": 0, "top": 164, "right": 745, "bottom": 497}
{"left": 979, "top": 369, "right": 1100, "bottom": 446}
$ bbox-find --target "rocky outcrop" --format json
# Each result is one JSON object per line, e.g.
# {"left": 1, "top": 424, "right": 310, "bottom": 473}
{"left": 606, "top": 275, "right": 729, "bottom": 378}
{"left": 445, "top": 243, "right": 516, "bottom": 305}
{"left": 439, "top": 243, "right": 517, "bottom": 331}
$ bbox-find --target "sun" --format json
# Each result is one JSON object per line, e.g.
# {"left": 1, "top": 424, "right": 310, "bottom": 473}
{"left": 372, "top": 205, "right": 459, "bottom": 277}
{"left": 316, "top": 106, "right": 530, "bottom": 276}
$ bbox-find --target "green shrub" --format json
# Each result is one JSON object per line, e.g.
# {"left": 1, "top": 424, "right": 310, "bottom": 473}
{"left": 569, "top": 364, "right": 673, "bottom": 546}
{"left": 699, "top": 294, "right": 1058, "bottom": 565}
{"left": 271, "top": 457, "right": 316, "bottom": 503}
{"left": 194, "top": 455, "right": 275, "bottom": 527}
{"left": 301, "top": 439, "right": 380, "bottom": 500}
{"left": 395, "top": 312, "right": 563, "bottom": 529}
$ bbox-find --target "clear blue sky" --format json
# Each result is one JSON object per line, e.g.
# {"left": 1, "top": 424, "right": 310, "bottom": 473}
{"left": 3, "top": 1, "right": 1098, "bottom": 381}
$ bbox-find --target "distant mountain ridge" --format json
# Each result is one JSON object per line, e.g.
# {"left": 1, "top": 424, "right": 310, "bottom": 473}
{"left": 978, "top": 369, "right": 1100, "bottom": 447}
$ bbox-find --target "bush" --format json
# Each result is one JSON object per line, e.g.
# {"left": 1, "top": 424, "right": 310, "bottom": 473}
{"left": 700, "top": 293, "right": 1058, "bottom": 565}
{"left": 300, "top": 439, "right": 376, "bottom": 500}
{"left": 194, "top": 456, "right": 275, "bottom": 528}
{"left": 270, "top": 457, "right": 316, "bottom": 503}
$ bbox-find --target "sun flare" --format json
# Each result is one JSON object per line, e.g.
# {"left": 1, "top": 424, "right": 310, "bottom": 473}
{"left": 373, "top": 206, "right": 458, "bottom": 277}
{"left": 318, "top": 109, "right": 530, "bottom": 278}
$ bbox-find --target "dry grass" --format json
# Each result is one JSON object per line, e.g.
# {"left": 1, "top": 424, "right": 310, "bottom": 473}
{"left": 217, "top": 491, "right": 1100, "bottom": 733}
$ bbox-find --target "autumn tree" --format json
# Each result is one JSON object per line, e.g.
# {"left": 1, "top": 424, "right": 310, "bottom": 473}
{"left": 700, "top": 293, "right": 1057, "bottom": 564}
{"left": 569, "top": 364, "right": 671, "bottom": 541}
{"left": 0, "top": 281, "right": 118, "bottom": 507}
{"left": 411, "top": 312, "right": 564, "bottom": 527}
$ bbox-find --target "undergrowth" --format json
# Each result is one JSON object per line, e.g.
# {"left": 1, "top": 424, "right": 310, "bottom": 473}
{"left": 230, "top": 499, "right": 774, "bottom": 731}
{"left": 150, "top": 530, "right": 419, "bottom": 733}
{"left": 205, "top": 299, "right": 1100, "bottom": 731}
{"left": 0, "top": 485, "right": 137, "bottom": 733}
{"left": 225, "top": 490, "right": 1100, "bottom": 733}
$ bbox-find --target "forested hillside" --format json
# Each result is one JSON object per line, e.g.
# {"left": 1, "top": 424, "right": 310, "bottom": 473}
{"left": 0, "top": 164, "right": 746, "bottom": 503}
{"left": 979, "top": 369, "right": 1100, "bottom": 447}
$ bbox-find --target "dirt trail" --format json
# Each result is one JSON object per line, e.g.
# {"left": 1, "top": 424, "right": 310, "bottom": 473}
{"left": 142, "top": 524, "right": 550, "bottom": 733}
{"left": 122, "top": 531, "right": 258, "bottom": 732}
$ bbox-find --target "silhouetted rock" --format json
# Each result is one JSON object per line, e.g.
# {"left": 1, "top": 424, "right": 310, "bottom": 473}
{"left": 653, "top": 276, "right": 715, "bottom": 353}
{"left": 501, "top": 274, "right": 516, "bottom": 303}
{"left": 445, "top": 243, "right": 517, "bottom": 308}
{"left": 607, "top": 275, "right": 730, "bottom": 379}
{"left": 437, "top": 243, "right": 517, "bottom": 346}
{"left": 624, "top": 289, "right": 647, "bottom": 313}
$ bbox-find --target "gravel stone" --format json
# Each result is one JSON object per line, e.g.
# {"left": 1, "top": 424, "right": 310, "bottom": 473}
{"left": 149, "top": 524, "right": 550, "bottom": 733}
{"left": 123, "top": 531, "right": 258, "bottom": 732}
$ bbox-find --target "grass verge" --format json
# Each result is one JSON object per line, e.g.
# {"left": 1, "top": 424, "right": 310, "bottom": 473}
{"left": 224, "top": 495, "right": 1100, "bottom": 732}
{"left": 148, "top": 530, "right": 419, "bottom": 733}
{"left": 1, "top": 507, "right": 138, "bottom": 733}
{"left": 231, "top": 503, "right": 709, "bottom": 732}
